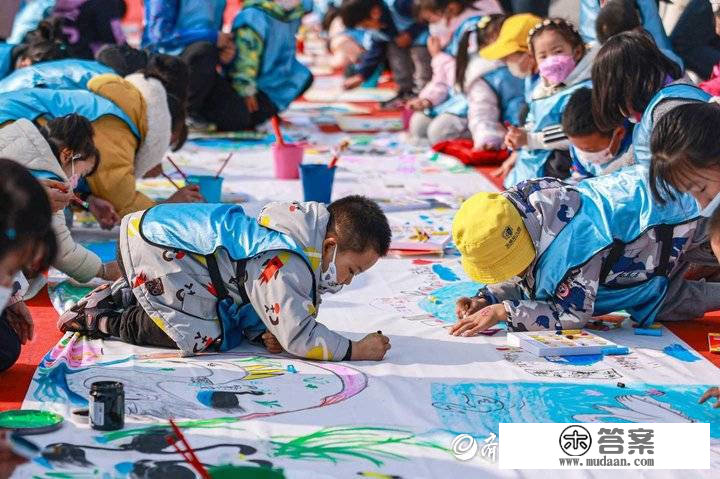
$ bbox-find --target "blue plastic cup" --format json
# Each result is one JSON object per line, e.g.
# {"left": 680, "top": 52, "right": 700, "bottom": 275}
{"left": 299, "top": 164, "right": 336, "bottom": 203}
{"left": 186, "top": 175, "right": 223, "bottom": 203}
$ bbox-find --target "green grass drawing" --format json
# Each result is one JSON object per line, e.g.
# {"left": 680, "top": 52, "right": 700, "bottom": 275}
{"left": 98, "top": 416, "right": 245, "bottom": 443}
{"left": 271, "top": 426, "right": 448, "bottom": 466}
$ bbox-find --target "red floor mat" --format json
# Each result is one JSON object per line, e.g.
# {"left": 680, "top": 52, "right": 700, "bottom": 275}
{"left": 0, "top": 288, "right": 61, "bottom": 412}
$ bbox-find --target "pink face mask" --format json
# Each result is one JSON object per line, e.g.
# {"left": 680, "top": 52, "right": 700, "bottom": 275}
{"left": 538, "top": 54, "right": 576, "bottom": 85}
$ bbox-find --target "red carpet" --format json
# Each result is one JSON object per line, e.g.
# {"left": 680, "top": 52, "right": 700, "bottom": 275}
{"left": 0, "top": 288, "right": 62, "bottom": 412}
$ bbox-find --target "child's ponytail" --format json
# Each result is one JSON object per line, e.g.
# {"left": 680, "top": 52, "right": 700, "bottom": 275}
{"left": 455, "top": 29, "right": 474, "bottom": 92}
{"left": 456, "top": 15, "right": 507, "bottom": 93}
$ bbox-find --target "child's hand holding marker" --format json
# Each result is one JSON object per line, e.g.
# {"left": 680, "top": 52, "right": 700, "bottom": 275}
{"left": 351, "top": 331, "right": 390, "bottom": 360}
{"left": 450, "top": 304, "right": 507, "bottom": 337}
{"left": 504, "top": 125, "right": 528, "bottom": 150}
{"left": 455, "top": 296, "right": 489, "bottom": 320}
{"left": 39, "top": 179, "right": 73, "bottom": 213}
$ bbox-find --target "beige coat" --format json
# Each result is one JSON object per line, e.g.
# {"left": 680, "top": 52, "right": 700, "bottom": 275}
{"left": 0, "top": 119, "right": 102, "bottom": 282}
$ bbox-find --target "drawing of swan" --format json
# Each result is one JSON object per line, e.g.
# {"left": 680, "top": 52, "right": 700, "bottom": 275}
{"left": 574, "top": 395, "right": 696, "bottom": 423}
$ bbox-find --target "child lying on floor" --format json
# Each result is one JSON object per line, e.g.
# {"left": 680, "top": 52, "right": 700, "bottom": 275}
{"left": 450, "top": 166, "right": 720, "bottom": 336}
{"left": 59, "top": 196, "right": 392, "bottom": 361}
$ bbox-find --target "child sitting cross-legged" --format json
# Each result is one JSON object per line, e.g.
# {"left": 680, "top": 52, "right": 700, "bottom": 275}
{"left": 59, "top": 196, "right": 392, "bottom": 361}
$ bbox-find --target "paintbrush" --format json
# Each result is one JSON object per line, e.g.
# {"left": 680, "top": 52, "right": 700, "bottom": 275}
{"left": 328, "top": 138, "right": 351, "bottom": 169}
{"left": 271, "top": 115, "right": 285, "bottom": 146}
{"left": 161, "top": 172, "right": 182, "bottom": 190}
{"left": 72, "top": 195, "right": 90, "bottom": 211}
{"left": 214, "top": 153, "right": 233, "bottom": 178}
{"left": 166, "top": 155, "right": 188, "bottom": 180}
{"left": 166, "top": 419, "right": 211, "bottom": 479}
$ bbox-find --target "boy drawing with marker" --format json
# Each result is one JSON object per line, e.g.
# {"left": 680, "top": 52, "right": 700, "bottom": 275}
{"left": 59, "top": 196, "right": 392, "bottom": 361}
{"left": 450, "top": 167, "right": 720, "bottom": 337}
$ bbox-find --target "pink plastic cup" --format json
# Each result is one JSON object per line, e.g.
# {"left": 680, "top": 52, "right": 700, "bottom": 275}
{"left": 272, "top": 143, "right": 304, "bottom": 179}
{"left": 402, "top": 107, "right": 413, "bottom": 131}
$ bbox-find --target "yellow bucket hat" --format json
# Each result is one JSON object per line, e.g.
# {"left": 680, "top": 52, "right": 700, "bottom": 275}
{"left": 479, "top": 13, "right": 541, "bottom": 60}
{"left": 452, "top": 192, "right": 536, "bottom": 284}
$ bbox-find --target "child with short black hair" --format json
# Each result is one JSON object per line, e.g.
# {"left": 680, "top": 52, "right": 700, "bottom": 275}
{"left": 59, "top": 196, "right": 393, "bottom": 362}
{"left": 0, "top": 158, "right": 57, "bottom": 372}
{"left": 562, "top": 87, "right": 634, "bottom": 181}
{"left": 594, "top": 0, "right": 683, "bottom": 70}
{"left": 595, "top": 0, "right": 641, "bottom": 44}
{"left": 340, "top": 0, "right": 431, "bottom": 99}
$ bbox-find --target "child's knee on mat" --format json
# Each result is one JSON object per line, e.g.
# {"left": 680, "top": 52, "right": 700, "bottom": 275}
{"left": 409, "top": 112, "right": 433, "bottom": 140}
{"left": 427, "top": 115, "right": 468, "bottom": 145}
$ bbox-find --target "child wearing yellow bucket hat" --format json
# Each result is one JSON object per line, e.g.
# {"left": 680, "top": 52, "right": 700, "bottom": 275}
{"left": 479, "top": 13, "right": 540, "bottom": 78}
{"left": 450, "top": 166, "right": 720, "bottom": 337}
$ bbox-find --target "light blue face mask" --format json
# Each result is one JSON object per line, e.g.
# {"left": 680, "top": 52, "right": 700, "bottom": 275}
{"left": 699, "top": 192, "right": 720, "bottom": 217}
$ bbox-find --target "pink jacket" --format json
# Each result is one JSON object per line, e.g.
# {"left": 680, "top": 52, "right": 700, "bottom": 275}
{"left": 465, "top": 57, "right": 507, "bottom": 148}
{"left": 419, "top": 3, "right": 502, "bottom": 106}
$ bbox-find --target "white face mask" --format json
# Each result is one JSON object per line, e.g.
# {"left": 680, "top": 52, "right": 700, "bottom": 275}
{"left": 67, "top": 153, "right": 81, "bottom": 189}
{"left": 699, "top": 192, "right": 720, "bottom": 217}
{"left": 318, "top": 245, "right": 343, "bottom": 295}
{"left": 0, "top": 285, "right": 12, "bottom": 313}
{"left": 575, "top": 145, "right": 613, "bottom": 165}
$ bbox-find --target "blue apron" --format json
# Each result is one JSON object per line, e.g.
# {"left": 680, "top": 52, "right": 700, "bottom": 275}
{"left": 142, "top": 0, "right": 226, "bottom": 54}
{"left": 505, "top": 79, "right": 592, "bottom": 188}
{"left": 0, "top": 60, "right": 113, "bottom": 93}
{"left": 0, "top": 43, "right": 14, "bottom": 80}
{"left": 445, "top": 15, "right": 482, "bottom": 57}
{"left": 0, "top": 88, "right": 140, "bottom": 139}
{"left": 231, "top": 1, "right": 313, "bottom": 111}
{"left": 530, "top": 165, "right": 699, "bottom": 327}
{"left": 579, "top": 0, "right": 683, "bottom": 69}
{"left": 139, "top": 203, "right": 317, "bottom": 351}
{"left": 427, "top": 66, "right": 525, "bottom": 124}
{"left": 633, "top": 83, "right": 710, "bottom": 167}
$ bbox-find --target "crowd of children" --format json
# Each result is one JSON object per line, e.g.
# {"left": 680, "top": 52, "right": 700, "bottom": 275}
{"left": 2, "top": 1, "right": 720, "bottom": 435}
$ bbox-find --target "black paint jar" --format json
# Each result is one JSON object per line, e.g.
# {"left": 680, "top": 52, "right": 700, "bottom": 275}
{"left": 89, "top": 381, "right": 124, "bottom": 431}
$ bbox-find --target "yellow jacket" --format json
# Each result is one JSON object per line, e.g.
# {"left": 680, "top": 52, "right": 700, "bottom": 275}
{"left": 86, "top": 74, "right": 156, "bottom": 217}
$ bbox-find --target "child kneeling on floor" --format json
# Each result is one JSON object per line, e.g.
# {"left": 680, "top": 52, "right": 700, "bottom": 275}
{"left": 450, "top": 166, "right": 720, "bottom": 336}
{"left": 59, "top": 196, "right": 392, "bottom": 361}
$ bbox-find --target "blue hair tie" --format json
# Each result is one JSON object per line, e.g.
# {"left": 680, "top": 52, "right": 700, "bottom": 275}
{"left": 5, "top": 228, "right": 16, "bottom": 240}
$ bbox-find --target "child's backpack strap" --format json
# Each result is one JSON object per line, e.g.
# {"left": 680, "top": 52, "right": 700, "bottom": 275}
{"left": 205, "top": 252, "right": 257, "bottom": 352}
